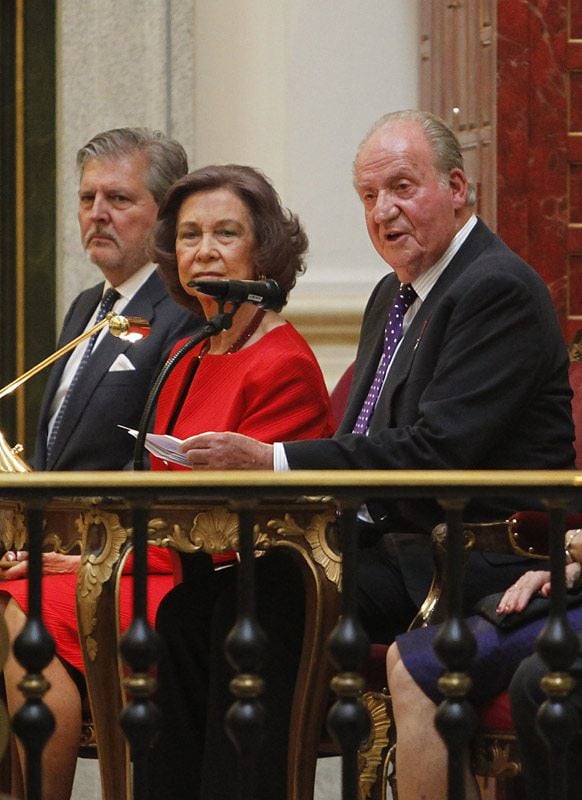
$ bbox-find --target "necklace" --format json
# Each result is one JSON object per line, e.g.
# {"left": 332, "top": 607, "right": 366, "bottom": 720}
{"left": 198, "top": 307, "right": 266, "bottom": 359}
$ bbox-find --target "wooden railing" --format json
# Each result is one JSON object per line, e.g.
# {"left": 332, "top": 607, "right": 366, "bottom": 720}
{"left": 0, "top": 469, "right": 581, "bottom": 800}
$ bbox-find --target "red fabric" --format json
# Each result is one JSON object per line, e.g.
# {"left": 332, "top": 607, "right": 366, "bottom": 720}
{"left": 153, "top": 323, "right": 335, "bottom": 455}
{"left": 2, "top": 323, "right": 333, "bottom": 675}
{"left": 1, "top": 548, "right": 174, "bottom": 674}
{"left": 153, "top": 322, "right": 335, "bottom": 564}
{"left": 569, "top": 360, "right": 582, "bottom": 469}
{"left": 479, "top": 691, "right": 513, "bottom": 730}
{"left": 330, "top": 362, "right": 354, "bottom": 426}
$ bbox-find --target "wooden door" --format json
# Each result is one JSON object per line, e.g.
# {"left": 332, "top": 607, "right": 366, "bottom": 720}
{"left": 419, "top": 0, "right": 579, "bottom": 339}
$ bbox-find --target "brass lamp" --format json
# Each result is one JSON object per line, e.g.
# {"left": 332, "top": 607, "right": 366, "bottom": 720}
{"left": 0, "top": 313, "right": 150, "bottom": 473}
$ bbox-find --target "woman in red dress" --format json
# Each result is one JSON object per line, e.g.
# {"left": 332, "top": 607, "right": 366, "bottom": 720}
{"left": 0, "top": 164, "right": 334, "bottom": 799}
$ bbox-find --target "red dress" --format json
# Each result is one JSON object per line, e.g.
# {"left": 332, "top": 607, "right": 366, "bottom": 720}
{"left": 1, "top": 322, "right": 334, "bottom": 674}
{"left": 152, "top": 322, "right": 336, "bottom": 564}
{"left": 152, "top": 322, "right": 335, "bottom": 460}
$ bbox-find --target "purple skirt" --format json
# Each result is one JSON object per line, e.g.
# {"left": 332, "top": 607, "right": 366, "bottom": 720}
{"left": 396, "top": 606, "right": 582, "bottom": 707}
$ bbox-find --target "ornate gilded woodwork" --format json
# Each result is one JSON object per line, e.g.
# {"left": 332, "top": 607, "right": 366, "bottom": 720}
{"left": 0, "top": 496, "right": 342, "bottom": 800}
{"left": 76, "top": 509, "right": 132, "bottom": 661}
{"left": 471, "top": 731, "right": 522, "bottom": 780}
{"left": 357, "top": 691, "right": 395, "bottom": 800}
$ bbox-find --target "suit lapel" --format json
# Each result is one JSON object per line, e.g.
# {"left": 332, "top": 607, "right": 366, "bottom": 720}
{"left": 46, "top": 273, "right": 161, "bottom": 468}
{"left": 41, "top": 284, "right": 103, "bottom": 415}
{"left": 341, "top": 220, "right": 494, "bottom": 433}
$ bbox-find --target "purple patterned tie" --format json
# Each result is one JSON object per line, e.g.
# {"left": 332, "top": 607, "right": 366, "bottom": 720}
{"left": 46, "top": 287, "right": 120, "bottom": 458}
{"left": 352, "top": 283, "right": 417, "bottom": 434}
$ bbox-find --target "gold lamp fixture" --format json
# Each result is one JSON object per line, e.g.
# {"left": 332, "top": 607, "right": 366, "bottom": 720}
{"left": 0, "top": 313, "right": 150, "bottom": 473}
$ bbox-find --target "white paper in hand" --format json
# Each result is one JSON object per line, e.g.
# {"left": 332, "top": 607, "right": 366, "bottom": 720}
{"left": 119, "top": 426, "right": 190, "bottom": 467}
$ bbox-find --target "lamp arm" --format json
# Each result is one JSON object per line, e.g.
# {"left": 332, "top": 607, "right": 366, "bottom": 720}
{"left": 0, "top": 313, "right": 146, "bottom": 401}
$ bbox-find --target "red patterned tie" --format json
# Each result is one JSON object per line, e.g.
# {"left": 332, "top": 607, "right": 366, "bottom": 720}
{"left": 352, "top": 283, "right": 417, "bottom": 434}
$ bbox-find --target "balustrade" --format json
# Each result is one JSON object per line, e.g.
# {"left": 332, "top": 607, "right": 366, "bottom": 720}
{"left": 0, "top": 469, "right": 580, "bottom": 800}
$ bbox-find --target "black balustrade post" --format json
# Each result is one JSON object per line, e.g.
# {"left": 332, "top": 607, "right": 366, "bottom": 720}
{"left": 433, "top": 500, "right": 477, "bottom": 800}
{"left": 12, "top": 503, "right": 55, "bottom": 800}
{"left": 119, "top": 503, "right": 160, "bottom": 800}
{"left": 326, "top": 504, "right": 371, "bottom": 800}
{"left": 535, "top": 502, "right": 580, "bottom": 800}
{"left": 224, "top": 506, "right": 267, "bottom": 800}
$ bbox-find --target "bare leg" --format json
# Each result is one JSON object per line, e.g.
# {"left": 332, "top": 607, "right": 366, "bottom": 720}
{"left": 2, "top": 594, "right": 81, "bottom": 800}
{"left": 387, "top": 642, "right": 480, "bottom": 800}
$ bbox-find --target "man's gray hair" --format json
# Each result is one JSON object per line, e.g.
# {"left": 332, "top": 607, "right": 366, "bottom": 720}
{"left": 76, "top": 127, "right": 189, "bottom": 205}
{"left": 354, "top": 109, "right": 476, "bottom": 208}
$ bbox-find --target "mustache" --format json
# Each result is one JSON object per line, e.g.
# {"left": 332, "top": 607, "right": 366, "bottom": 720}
{"left": 84, "top": 227, "right": 119, "bottom": 248}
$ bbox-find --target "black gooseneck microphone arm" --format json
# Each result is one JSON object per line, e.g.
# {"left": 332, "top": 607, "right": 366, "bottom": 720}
{"left": 132, "top": 302, "right": 241, "bottom": 471}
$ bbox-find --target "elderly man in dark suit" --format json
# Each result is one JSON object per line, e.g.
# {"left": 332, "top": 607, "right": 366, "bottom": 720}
{"left": 178, "top": 109, "right": 574, "bottom": 639}
{"left": 151, "top": 110, "right": 574, "bottom": 800}
{"left": 34, "top": 126, "right": 200, "bottom": 471}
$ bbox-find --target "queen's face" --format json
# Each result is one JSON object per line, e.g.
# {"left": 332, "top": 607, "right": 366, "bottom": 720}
{"left": 175, "top": 188, "right": 257, "bottom": 307}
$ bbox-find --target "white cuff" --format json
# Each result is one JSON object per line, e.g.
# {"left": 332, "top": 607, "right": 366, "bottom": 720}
{"left": 273, "top": 442, "right": 290, "bottom": 472}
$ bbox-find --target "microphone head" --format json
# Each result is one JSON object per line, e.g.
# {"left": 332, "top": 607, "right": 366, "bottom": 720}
{"left": 187, "top": 280, "right": 230, "bottom": 299}
{"left": 187, "top": 279, "right": 283, "bottom": 310}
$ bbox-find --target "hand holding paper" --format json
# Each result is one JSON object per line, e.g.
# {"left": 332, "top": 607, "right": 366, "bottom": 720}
{"left": 119, "top": 426, "right": 190, "bottom": 467}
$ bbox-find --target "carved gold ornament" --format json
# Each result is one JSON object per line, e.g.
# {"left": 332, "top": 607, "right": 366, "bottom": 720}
{"left": 358, "top": 691, "right": 393, "bottom": 800}
{"left": 0, "top": 502, "right": 27, "bottom": 551}
{"left": 76, "top": 509, "right": 131, "bottom": 660}
{"left": 148, "top": 507, "right": 240, "bottom": 554}
{"left": 267, "top": 511, "right": 341, "bottom": 588}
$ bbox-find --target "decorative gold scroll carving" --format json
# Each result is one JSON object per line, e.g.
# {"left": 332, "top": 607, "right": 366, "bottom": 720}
{"left": 147, "top": 507, "right": 340, "bottom": 587}
{"left": 0, "top": 503, "right": 27, "bottom": 552}
{"left": 358, "top": 691, "right": 394, "bottom": 800}
{"left": 266, "top": 511, "right": 341, "bottom": 588}
{"left": 472, "top": 732, "right": 522, "bottom": 779}
{"left": 76, "top": 509, "right": 131, "bottom": 660}
{"left": 148, "top": 506, "right": 240, "bottom": 553}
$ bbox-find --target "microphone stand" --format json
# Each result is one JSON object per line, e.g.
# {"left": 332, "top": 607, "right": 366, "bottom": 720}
{"left": 132, "top": 301, "right": 241, "bottom": 471}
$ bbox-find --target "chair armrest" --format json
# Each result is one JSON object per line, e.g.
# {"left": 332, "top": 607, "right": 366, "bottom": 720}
{"left": 409, "top": 511, "right": 574, "bottom": 630}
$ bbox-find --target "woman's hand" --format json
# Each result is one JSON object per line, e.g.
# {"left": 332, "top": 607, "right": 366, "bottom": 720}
{"left": 496, "top": 561, "right": 582, "bottom": 615}
{"left": 0, "top": 551, "right": 81, "bottom": 580}
{"left": 180, "top": 431, "right": 274, "bottom": 470}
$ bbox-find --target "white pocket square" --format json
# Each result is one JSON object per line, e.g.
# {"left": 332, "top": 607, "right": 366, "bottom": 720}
{"left": 109, "top": 354, "right": 136, "bottom": 372}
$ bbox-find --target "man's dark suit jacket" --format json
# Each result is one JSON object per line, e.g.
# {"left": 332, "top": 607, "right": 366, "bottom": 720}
{"left": 284, "top": 219, "right": 576, "bottom": 607}
{"left": 34, "top": 269, "right": 200, "bottom": 471}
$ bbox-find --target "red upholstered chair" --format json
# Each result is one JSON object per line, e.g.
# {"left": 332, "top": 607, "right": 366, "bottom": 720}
{"left": 330, "top": 361, "right": 355, "bottom": 428}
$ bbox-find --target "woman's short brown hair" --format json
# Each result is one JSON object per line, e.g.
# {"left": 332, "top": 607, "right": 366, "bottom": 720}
{"left": 153, "top": 164, "right": 308, "bottom": 314}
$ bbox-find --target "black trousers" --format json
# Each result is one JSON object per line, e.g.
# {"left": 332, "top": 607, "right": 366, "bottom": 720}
{"left": 509, "top": 638, "right": 582, "bottom": 800}
{"left": 148, "top": 550, "right": 305, "bottom": 800}
{"left": 148, "top": 528, "right": 547, "bottom": 799}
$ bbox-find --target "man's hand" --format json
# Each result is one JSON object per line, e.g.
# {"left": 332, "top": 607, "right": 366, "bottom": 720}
{"left": 179, "top": 432, "right": 274, "bottom": 471}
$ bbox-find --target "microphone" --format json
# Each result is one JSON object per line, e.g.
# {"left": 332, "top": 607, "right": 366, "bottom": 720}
{"left": 187, "top": 279, "right": 283, "bottom": 310}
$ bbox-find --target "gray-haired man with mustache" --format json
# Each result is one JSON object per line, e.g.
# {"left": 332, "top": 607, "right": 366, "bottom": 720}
{"left": 34, "top": 127, "right": 200, "bottom": 470}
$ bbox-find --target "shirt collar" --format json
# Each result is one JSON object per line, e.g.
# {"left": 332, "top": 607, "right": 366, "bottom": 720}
{"left": 103, "top": 262, "right": 157, "bottom": 304}
{"left": 411, "top": 214, "right": 478, "bottom": 301}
